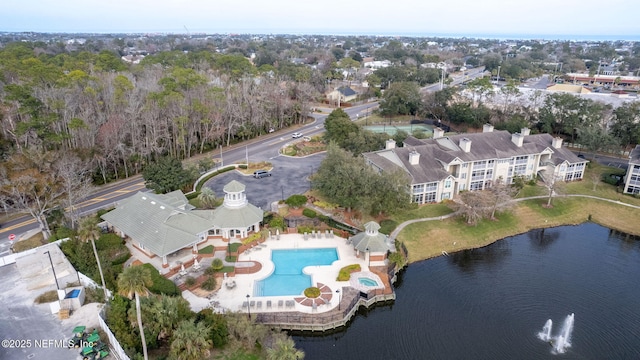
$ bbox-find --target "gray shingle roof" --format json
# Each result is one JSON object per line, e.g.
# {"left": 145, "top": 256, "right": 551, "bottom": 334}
{"left": 364, "top": 131, "right": 587, "bottom": 184}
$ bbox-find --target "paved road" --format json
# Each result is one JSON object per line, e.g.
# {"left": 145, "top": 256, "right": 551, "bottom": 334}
{"left": 421, "top": 66, "right": 486, "bottom": 93}
{"left": 0, "top": 102, "right": 377, "bottom": 250}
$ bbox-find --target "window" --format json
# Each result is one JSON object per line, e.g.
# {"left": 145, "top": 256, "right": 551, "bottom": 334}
{"left": 425, "top": 192, "right": 436, "bottom": 203}
{"left": 461, "top": 173, "right": 467, "bottom": 179}
{"left": 470, "top": 181, "right": 483, "bottom": 191}
{"left": 413, "top": 194, "right": 424, "bottom": 203}
{"left": 413, "top": 184, "right": 425, "bottom": 194}
{"left": 459, "top": 183, "right": 466, "bottom": 191}
{"left": 445, "top": 179, "right": 451, "bottom": 188}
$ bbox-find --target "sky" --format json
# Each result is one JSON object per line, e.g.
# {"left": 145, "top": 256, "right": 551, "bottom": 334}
{"left": 2, "top": 0, "right": 640, "bottom": 40}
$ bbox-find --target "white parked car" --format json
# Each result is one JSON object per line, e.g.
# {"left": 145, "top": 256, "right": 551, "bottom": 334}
{"left": 292, "top": 132, "right": 303, "bottom": 138}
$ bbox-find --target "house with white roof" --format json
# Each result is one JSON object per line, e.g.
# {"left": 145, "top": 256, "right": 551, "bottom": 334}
{"left": 363, "top": 125, "right": 588, "bottom": 204}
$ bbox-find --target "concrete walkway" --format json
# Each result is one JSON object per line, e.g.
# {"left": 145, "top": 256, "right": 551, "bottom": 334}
{"left": 387, "top": 194, "right": 640, "bottom": 245}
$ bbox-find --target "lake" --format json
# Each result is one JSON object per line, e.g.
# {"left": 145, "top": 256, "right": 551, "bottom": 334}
{"left": 293, "top": 223, "right": 640, "bottom": 359}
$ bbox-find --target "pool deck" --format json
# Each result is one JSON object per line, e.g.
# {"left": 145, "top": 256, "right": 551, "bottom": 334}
{"left": 204, "top": 232, "right": 383, "bottom": 315}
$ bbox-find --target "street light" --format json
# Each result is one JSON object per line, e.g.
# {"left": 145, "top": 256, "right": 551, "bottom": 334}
{"left": 336, "top": 289, "right": 341, "bottom": 311}
{"left": 366, "top": 247, "right": 370, "bottom": 268}
{"left": 496, "top": 65, "right": 501, "bottom": 85}
{"left": 246, "top": 294, "right": 251, "bottom": 320}
{"left": 281, "top": 186, "right": 284, "bottom": 201}
{"left": 44, "top": 250, "right": 60, "bottom": 290}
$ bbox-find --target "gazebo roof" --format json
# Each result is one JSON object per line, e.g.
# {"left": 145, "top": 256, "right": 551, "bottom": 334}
{"left": 351, "top": 221, "right": 392, "bottom": 253}
{"left": 223, "top": 180, "right": 245, "bottom": 193}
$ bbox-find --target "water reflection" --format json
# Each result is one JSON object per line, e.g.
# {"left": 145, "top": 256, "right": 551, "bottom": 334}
{"left": 528, "top": 228, "right": 560, "bottom": 250}
{"left": 294, "top": 224, "right": 640, "bottom": 360}
{"left": 608, "top": 228, "right": 640, "bottom": 254}
{"left": 449, "top": 242, "right": 511, "bottom": 272}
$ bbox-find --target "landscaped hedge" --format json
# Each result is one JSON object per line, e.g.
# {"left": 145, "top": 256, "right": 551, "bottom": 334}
{"left": 304, "top": 287, "right": 321, "bottom": 298}
{"left": 379, "top": 219, "right": 399, "bottom": 235}
{"left": 337, "top": 264, "right": 361, "bottom": 281}
{"left": 228, "top": 243, "right": 241, "bottom": 253}
{"left": 141, "top": 263, "right": 180, "bottom": 296}
{"left": 285, "top": 194, "right": 308, "bottom": 208}
{"left": 194, "top": 165, "right": 235, "bottom": 192}
{"left": 302, "top": 208, "right": 317, "bottom": 218}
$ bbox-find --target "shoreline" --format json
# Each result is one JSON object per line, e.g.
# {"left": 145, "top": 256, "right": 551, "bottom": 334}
{"left": 399, "top": 196, "right": 640, "bottom": 264}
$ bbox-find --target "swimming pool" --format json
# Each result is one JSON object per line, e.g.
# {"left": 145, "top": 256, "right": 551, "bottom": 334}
{"left": 358, "top": 277, "right": 378, "bottom": 287}
{"left": 255, "top": 248, "right": 338, "bottom": 297}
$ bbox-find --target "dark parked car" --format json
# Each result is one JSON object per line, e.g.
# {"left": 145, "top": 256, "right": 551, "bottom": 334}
{"left": 253, "top": 170, "right": 271, "bottom": 178}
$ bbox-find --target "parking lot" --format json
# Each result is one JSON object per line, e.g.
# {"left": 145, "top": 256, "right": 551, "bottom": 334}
{"left": 203, "top": 153, "right": 325, "bottom": 210}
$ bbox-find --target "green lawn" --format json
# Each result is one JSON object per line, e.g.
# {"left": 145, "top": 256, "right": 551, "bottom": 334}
{"left": 394, "top": 160, "right": 640, "bottom": 263}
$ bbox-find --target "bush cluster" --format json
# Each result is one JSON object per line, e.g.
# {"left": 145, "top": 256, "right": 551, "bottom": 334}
{"left": 302, "top": 208, "right": 317, "bottom": 218}
{"left": 337, "top": 264, "right": 361, "bottom": 281}
{"left": 141, "top": 263, "right": 180, "bottom": 296}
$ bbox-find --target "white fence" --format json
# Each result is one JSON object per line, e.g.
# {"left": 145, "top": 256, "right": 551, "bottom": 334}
{"left": 98, "top": 307, "right": 131, "bottom": 360}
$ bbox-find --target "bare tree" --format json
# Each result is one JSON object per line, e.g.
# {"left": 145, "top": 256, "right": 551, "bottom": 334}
{"left": 487, "top": 177, "right": 516, "bottom": 219}
{"left": 539, "top": 171, "right": 565, "bottom": 208}
{"left": 0, "top": 151, "right": 65, "bottom": 239}
{"left": 56, "top": 153, "right": 94, "bottom": 228}
{"left": 455, "top": 191, "right": 492, "bottom": 225}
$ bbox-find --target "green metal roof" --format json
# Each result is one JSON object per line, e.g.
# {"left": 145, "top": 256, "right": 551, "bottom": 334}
{"left": 351, "top": 221, "right": 392, "bottom": 253}
{"left": 101, "top": 191, "right": 213, "bottom": 257}
{"left": 223, "top": 180, "right": 245, "bottom": 193}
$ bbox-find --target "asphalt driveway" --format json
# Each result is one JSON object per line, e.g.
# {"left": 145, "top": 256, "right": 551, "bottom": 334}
{"left": 203, "top": 153, "right": 325, "bottom": 211}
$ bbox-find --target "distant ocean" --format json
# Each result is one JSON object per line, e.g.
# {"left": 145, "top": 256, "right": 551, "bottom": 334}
{"left": 10, "top": 27, "right": 639, "bottom": 42}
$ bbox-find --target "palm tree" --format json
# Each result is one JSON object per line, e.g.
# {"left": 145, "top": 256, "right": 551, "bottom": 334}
{"left": 118, "top": 265, "right": 152, "bottom": 360}
{"left": 169, "top": 319, "right": 212, "bottom": 360}
{"left": 266, "top": 337, "right": 305, "bottom": 360}
{"left": 78, "top": 216, "right": 108, "bottom": 301}
{"left": 197, "top": 187, "right": 217, "bottom": 209}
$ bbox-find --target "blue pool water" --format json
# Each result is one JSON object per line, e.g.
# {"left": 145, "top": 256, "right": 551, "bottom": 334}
{"left": 65, "top": 289, "right": 80, "bottom": 298}
{"left": 255, "top": 248, "right": 338, "bottom": 297}
{"left": 358, "top": 277, "right": 378, "bottom": 287}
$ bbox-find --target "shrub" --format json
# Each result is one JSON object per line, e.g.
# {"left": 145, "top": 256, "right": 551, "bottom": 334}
{"left": 379, "top": 219, "right": 399, "bottom": 235}
{"left": 285, "top": 194, "right": 308, "bottom": 208}
{"left": 302, "top": 208, "right": 317, "bottom": 218}
{"left": 268, "top": 214, "right": 285, "bottom": 230}
{"left": 141, "top": 263, "right": 180, "bottom": 296}
{"left": 204, "top": 267, "right": 216, "bottom": 276}
{"left": 313, "top": 200, "right": 337, "bottom": 210}
{"left": 304, "top": 287, "right": 321, "bottom": 298}
{"left": 238, "top": 164, "right": 248, "bottom": 169}
{"left": 298, "top": 225, "right": 314, "bottom": 234}
{"left": 211, "top": 258, "right": 224, "bottom": 270}
{"left": 337, "top": 264, "right": 361, "bottom": 281}
{"left": 242, "top": 232, "right": 262, "bottom": 245}
{"left": 201, "top": 276, "right": 217, "bottom": 291}
{"left": 199, "top": 245, "right": 214, "bottom": 254}
{"left": 96, "top": 208, "right": 115, "bottom": 218}
{"left": 228, "top": 243, "right": 241, "bottom": 253}
{"left": 184, "top": 276, "right": 197, "bottom": 287}
{"left": 388, "top": 251, "right": 407, "bottom": 268}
